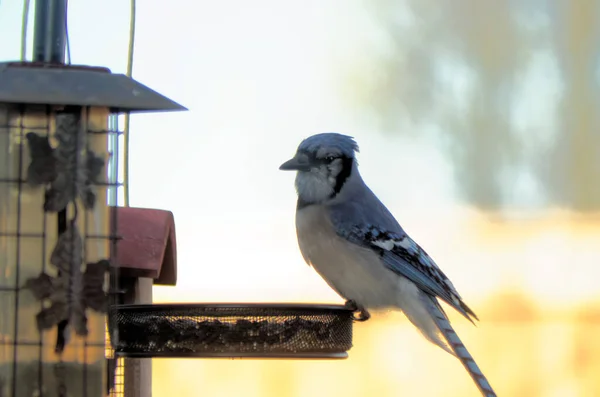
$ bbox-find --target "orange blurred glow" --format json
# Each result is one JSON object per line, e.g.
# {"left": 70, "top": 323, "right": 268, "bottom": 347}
{"left": 150, "top": 210, "right": 600, "bottom": 397}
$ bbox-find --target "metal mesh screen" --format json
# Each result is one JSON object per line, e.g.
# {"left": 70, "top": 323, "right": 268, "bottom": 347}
{"left": 0, "top": 104, "right": 121, "bottom": 397}
{"left": 111, "top": 304, "right": 354, "bottom": 358}
{"left": 110, "top": 358, "right": 124, "bottom": 397}
{"left": 105, "top": 324, "right": 124, "bottom": 397}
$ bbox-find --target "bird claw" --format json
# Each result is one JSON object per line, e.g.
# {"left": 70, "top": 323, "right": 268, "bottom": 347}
{"left": 344, "top": 300, "right": 358, "bottom": 311}
{"left": 344, "top": 300, "right": 371, "bottom": 322}
{"left": 354, "top": 309, "right": 371, "bottom": 322}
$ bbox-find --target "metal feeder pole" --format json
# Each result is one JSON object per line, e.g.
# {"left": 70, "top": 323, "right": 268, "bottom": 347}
{"left": 31, "top": 0, "right": 72, "bottom": 358}
{"left": 32, "top": 0, "right": 67, "bottom": 64}
{"left": 32, "top": 0, "right": 68, "bottom": 230}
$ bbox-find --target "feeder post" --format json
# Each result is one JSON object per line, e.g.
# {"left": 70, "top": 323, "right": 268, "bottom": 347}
{"left": 32, "top": 0, "right": 69, "bottom": 237}
{"left": 32, "top": 0, "right": 67, "bottom": 64}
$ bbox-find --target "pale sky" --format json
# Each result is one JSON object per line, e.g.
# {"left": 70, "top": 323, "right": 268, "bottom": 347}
{"left": 0, "top": 0, "right": 596, "bottom": 319}
{"left": 0, "top": 0, "right": 465, "bottom": 302}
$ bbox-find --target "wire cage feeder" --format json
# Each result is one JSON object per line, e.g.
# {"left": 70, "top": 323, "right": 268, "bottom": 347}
{"left": 0, "top": 62, "right": 356, "bottom": 397}
{"left": 0, "top": 62, "right": 183, "bottom": 397}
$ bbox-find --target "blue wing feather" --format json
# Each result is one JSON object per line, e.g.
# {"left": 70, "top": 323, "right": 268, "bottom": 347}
{"left": 328, "top": 192, "right": 478, "bottom": 322}
{"left": 333, "top": 218, "right": 478, "bottom": 323}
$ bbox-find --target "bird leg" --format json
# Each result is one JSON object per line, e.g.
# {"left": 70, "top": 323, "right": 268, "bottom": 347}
{"left": 344, "top": 300, "right": 371, "bottom": 322}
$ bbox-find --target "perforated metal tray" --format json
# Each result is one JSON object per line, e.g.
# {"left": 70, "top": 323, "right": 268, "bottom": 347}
{"left": 110, "top": 303, "right": 354, "bottom": 359}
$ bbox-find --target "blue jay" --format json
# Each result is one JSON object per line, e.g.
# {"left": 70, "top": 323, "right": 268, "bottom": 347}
{"left": 280, "top": 133, "right": 496, "bottom": 397}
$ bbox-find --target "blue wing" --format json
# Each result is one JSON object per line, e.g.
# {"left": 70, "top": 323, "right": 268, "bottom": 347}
{"left": 333, "top": 219, "right": 478, "bottom": 323}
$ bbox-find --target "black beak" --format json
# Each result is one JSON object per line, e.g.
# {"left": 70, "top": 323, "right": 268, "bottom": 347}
{"left": 279, "top": 155, "right": 311, "bottom": 171}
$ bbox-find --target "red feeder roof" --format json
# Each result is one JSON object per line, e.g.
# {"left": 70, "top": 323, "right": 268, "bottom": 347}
{"left": 111, "top": 206, "right": 177, "bottom": 286}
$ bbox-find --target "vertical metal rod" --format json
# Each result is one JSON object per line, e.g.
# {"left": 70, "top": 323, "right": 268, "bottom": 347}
{"left": 32, "top": 2, "right": 71, "bottom": 383}
{"left": 32, "top": 0, "right": 67, "bottom": 63}
{"left": 31, "top": 0, "right": 69, "bottom": 236}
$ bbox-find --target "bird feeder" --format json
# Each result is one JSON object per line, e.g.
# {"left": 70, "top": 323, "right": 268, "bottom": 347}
{"left": 109, "top": 208, "right": 354, "bottom": 361}
{"left": 0, "top": 61, "right": 184, "bottom": 397}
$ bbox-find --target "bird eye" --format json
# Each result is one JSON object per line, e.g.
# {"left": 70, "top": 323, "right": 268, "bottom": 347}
{"left": 325, "top": 156, "right": 336, "bottom": 162}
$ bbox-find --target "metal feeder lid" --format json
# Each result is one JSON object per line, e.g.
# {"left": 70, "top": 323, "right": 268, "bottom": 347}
{"left": 0, "top": 62, "right": 187, "bottom": 113}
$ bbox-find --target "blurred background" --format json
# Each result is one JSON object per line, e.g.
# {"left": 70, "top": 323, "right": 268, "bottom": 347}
{"left": 2, "top": 0, "right": 600, "bottom": 396}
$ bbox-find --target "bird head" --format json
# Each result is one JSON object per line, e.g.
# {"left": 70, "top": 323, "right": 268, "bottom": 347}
{"left": 280, "top": 133, "right": 360, "bottom": 205}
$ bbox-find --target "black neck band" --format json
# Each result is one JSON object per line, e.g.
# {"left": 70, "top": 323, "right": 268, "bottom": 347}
{"left": 331, "top": 156, "right": 353, "bottom": 198}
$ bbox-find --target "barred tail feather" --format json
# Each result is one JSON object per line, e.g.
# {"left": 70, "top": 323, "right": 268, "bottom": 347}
{"left": 427, "top": 297, "right": 497, "bottom": 397}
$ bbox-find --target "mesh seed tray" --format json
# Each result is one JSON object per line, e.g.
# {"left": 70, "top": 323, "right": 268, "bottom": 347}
{"left": 111, "top": 303, "right": 354, "bottom": 359}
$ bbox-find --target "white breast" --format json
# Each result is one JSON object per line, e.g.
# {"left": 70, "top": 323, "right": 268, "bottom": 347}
{"left": 295, "top": 205, "right": 402, "bottom": 308}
